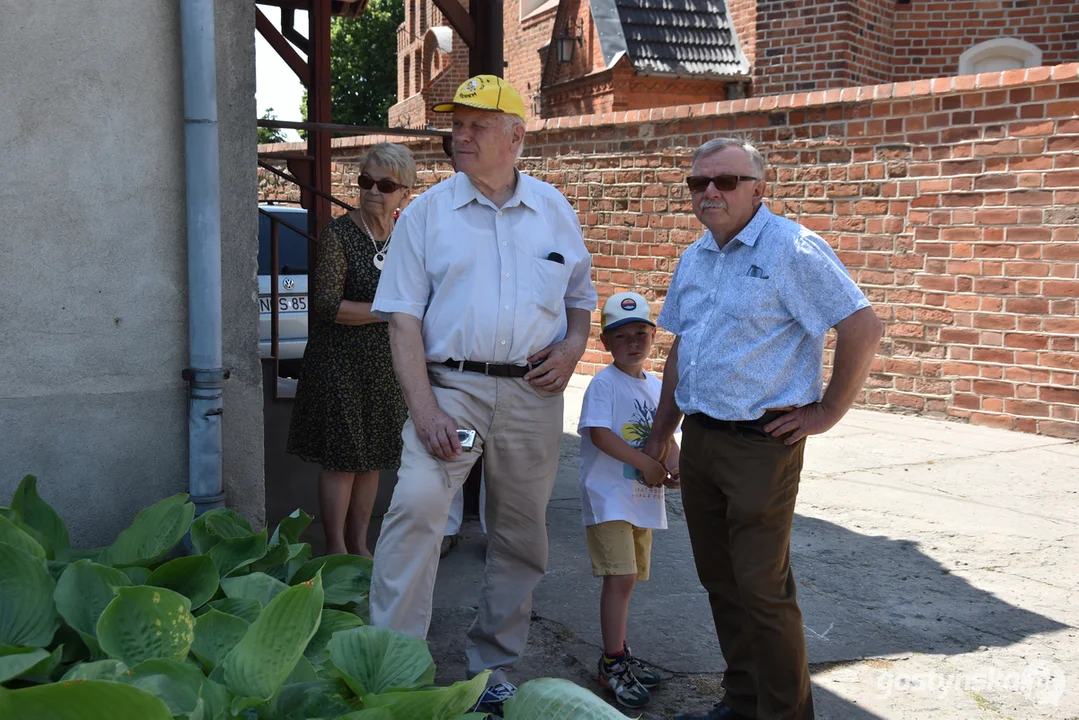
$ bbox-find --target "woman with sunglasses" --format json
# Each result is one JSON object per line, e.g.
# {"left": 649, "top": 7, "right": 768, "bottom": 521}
{"left": 287, "top": 142, "right": 416, "bottom": 557}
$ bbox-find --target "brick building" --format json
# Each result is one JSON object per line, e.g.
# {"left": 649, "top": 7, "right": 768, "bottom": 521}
{"left": 389, "top": 0, "right": 1076, "bottom": 126}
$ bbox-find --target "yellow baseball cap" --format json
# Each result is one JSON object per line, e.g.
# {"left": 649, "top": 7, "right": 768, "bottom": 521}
{"left": 433, "top": 75, "right": 527, "bottom": 121}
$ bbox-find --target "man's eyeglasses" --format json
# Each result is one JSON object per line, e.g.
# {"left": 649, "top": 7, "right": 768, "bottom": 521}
{"left": 685, "top": 175, "right": 760, "bottom": 193}
{"left": 358, "top": 174, "right": 408, "bottom": 193}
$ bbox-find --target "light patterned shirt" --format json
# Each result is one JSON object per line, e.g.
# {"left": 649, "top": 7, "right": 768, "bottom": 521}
{"left": 372, "top": 171, "right": 597, "bottom": 364}
{"left": 657, "top": 204, "right": 870, "bottom": 421}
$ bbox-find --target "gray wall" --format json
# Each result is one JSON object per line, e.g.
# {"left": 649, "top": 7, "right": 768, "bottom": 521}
{"left": 0, "top": 0, "right": 264, "bottom": 546}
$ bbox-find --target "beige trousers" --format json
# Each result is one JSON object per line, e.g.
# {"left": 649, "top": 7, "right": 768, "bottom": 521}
{"left": 370, "top": 364, "right": 564, "bottom": 684}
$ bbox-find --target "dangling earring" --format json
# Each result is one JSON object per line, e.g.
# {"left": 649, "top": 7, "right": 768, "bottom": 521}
{"left": 393, "top": 208, "right": 401, "bottom": 220}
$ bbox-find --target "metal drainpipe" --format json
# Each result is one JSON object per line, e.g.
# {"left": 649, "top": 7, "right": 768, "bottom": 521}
{"left": 179, "top": 0, "right": 228, "bottom": 517}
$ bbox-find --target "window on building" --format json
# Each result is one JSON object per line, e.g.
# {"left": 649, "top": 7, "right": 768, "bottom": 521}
{"left": 958, "top": 38, "right": 1043, "bottom": 75}
{"left": 403, "top": 55, "right": 412, "bottom": 96}
{"left": 521, "top": 0, "right": 558, "bottom": 21}
{"left": 409, "top": 0, "right": 416, "bottom": 39}
{"left": 420, "top": 0, "right": 427, "bottom": 34}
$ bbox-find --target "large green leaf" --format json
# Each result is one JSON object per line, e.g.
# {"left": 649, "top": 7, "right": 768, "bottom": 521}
{"left": 54, "top": 560, "right": 131, "bottom": 653}
{"left": 189, "top": 508, "right": 253, "bottom": 555}
{"left": 271, "top": 509, "right": 313, "bottom": 546}
{"left": 121, "top": 566, "right": 151, "bottom": 585}
{"left": 327, "top": 626, "right": 435, "bottom": 697}
{"left": 361, "top": 673, "right": 489, "bottom": 720}
{"left": 304, "top": 609, "right": 364, "bottom": 666}
{"left": 97, "top": 494, "right": 194, "bottom": 568}
{"left": 220, "top": 572, "right": 288, "bottom": 605}
{"left": 274, "top": 679, "right": 359, "bottom": 720}
{"left": 11, "top": 645, "right": 62, "bottom": 684}
{"left": 209, "top": 529, "right": 268, "bottom": 578}
{"left": 0, "top": 679, "right": 172, "bottom": 720}
{"left": 10, "top": 475, "right": 69, "bottom": 561}
{"left": 191, "top": 609, "right": 249, "bottom": 672}
{"left": 291, "top": 555, "right": 372, "bottom": 606}
{"left": 122, "top": 658, "right": 223, "bottom": 718}
{"left": 503, "top": 677, "right": 631, "bottom": 719}
{"left": 0, "top": 544, "right": 59, "bottom": 647}
{"left": 219, "top": 573, "right": 324, "bottom": 701}
{"left": 207, "top": 597, "right": 263, "bottom": 624}
{"left": 0, "top": 515, "right": 46, "bottom": 563}
{"left": 96, "top": 586, "right": 195, "bottom": 665}
{"left": 59, "top": 659, "right": 127, "bottom": 682}
{"left": 0, "top": 646, "right": 50, "bottom": 683}
{"left": 147, "top": 555, "right": 219, "bottom": 610}
{"left": 333, "top": 709, "right": 396, "bottom": 720}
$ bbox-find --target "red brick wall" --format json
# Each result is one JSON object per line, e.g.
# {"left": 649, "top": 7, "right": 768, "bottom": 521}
{"left": 260, "top": 64, "right": 1079, "bottom": 438}
{"left": 388, "top": 0, "right": 471, "bottom": 128}
{"left": 752, "top": 0, "right": 1078, "bottom": 95}
{"left": 504, "top": 0, "right": 559, "bottom": 117}
{"left": 892, "top": 0, "right": 1079, "bottom": 81}
{"left": 726, "top": 0, "right": 757, "bottom": 67}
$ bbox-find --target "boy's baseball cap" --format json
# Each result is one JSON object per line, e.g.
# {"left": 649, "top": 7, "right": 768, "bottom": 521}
{"left": 433, "top": 75, "right": 527, "bottom": 121}
{"left": 602, "top": 292, "right": 655, "bottom": 332}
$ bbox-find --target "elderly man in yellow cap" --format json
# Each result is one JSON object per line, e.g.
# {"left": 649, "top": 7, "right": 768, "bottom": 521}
{"left": 370, "top": 75, "right": 597, "bottom": 712}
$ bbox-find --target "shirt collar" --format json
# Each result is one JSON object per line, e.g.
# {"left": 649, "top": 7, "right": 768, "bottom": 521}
{"left": 451, "top": 170, "right": 539, "bottom": 212}
{"left": 700, "top": 203, "right": 772, "bottom": 252}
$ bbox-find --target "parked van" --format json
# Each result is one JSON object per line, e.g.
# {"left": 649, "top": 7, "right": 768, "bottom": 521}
{"left": 258, "top": 205, "right": 308, "bottom": 378}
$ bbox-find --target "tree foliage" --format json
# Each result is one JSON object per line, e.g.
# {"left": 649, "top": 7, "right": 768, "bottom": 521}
{"left": 258, "top": 109, "right": 288, "bottom": 145}
{"left": 301, "top": 0, "right": 405, "bottom": 130}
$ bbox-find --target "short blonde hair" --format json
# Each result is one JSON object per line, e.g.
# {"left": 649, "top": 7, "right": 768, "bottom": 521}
{"left": 362, "top": 142, "right": 417, "bottom": 188}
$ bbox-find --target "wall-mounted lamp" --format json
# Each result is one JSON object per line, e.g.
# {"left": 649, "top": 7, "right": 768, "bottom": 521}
{"left": 555, "top": 19, "right": 584, "bottom": 64}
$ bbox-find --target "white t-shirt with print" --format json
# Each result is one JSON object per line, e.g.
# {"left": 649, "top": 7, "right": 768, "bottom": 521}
{"left": 577, "top": 365, "right": 667, "bottom": 530}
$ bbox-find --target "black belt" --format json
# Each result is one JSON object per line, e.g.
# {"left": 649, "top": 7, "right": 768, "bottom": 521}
{"left": 442, "top": 359, "right": 532, "bottom": 378}
{"left": 688, "top": 409, "right": 787, "bottom": 436}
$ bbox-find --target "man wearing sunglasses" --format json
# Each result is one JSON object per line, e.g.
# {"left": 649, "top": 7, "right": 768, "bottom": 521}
{"left": 643, "top": 138, "right": 882, "bottom": 720}
{"left": 370, "top": 75, "right": 597, "bottom": 714}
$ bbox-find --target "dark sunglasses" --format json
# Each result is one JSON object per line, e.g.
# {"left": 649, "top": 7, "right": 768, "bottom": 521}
{"left": 685, "top": 174, "right": 760, "bottom": 193}
{"left": 358, "top": 174, "right": 408, "bottom": 193}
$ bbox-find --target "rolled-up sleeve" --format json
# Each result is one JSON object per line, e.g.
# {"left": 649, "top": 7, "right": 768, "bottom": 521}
{"left": 372, "top": 204, "right": 429, "bottom": 321}
{"left": 558, "top": 201, "right": 598, "bottom": 312}
{"left": 781, "top": 232, "right": 870, "bottom": 337}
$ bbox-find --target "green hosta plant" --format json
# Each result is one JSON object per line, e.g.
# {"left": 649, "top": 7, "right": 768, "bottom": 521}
{"left": 0, "top": 475, "right": 628, "bottom": 719}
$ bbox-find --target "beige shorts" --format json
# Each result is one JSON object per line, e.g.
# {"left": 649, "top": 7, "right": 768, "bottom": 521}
{"left": 586, "top": 521, "right": 653, "bottom": 580}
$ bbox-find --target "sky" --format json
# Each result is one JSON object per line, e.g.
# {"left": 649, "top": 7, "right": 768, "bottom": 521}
{"left": 255, "top": 7, "right": 307, "bottom": 142}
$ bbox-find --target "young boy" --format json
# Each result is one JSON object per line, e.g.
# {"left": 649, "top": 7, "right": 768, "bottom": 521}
{"left": 577, "top": 291, "right": 679, "bottom": 709}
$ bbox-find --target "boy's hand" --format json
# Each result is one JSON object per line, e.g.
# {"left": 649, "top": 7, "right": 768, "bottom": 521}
{"left": 639, "top": 457, "right": 669, "bottom": 487}
{"left": 663, "top": 474, "right": 680, "bottom": 489}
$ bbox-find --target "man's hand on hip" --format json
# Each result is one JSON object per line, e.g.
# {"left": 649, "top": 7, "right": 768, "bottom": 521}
{"left": 412, "top": 403, "right": 463, "bottom": 460}
{"left": 524, "top": 338, "right": 586, "bottom": 393}
{"left": 763, "top": 402, "right": 838, "bottom": 445}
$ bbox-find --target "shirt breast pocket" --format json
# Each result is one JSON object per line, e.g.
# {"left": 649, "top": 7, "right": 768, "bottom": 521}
{"left": 532, "top": 257, "right": 567, "bottom": 316}
{"left": 722, "top": 276, "right": 784, "bottom": 322}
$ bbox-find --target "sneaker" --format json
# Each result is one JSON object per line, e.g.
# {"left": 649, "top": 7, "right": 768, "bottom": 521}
{"left": 624, "top": 644, "right": 662, "bottom": 688}
{"left": 598, "top": 655, "right": 652, "bottom": 709}
{"left": 472, "top": 680, "right": 517, "bottom": 715}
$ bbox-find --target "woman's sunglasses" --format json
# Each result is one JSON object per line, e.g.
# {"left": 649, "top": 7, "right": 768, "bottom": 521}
{"left": 685, "top": 175, "right": 760, "bottom": 193}
{"left": 358, "top": 174, "right": 408, "bottom": 193}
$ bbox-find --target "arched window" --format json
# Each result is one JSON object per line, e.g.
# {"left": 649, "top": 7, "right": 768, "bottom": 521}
{"left": 958, "top": 38, "right": 1043, "bottom": 75}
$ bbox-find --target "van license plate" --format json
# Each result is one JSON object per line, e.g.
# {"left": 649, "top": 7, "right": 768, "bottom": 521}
{"left": 259, "top": 296, "right": 308, "bottom": 313}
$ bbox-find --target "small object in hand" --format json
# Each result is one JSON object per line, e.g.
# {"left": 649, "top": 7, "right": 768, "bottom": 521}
{"left": 457, "top": 429, "right": 476, "bottom": 452}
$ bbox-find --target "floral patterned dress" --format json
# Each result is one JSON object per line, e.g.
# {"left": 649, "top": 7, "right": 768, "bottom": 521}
{"left": 286, "top": 213, "right": 407, "bottom": 473}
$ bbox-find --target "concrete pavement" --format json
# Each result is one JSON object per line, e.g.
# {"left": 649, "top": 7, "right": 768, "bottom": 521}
{"left": 428, "top": 375, "right": 1079, "bottom": 719}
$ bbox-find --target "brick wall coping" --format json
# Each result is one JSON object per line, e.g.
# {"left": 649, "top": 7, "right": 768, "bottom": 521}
{"left": 258, "top": 63, "right": 1078, "bottom": 155}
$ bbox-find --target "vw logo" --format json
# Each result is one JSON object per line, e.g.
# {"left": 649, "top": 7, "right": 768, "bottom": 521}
{"left": 283, "top": 278, "right": 295, "bottom": 290}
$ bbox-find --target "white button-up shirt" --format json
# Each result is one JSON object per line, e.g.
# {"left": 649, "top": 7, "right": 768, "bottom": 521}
{"left": 372, "top": 171, "right": 597, "bottom": 364}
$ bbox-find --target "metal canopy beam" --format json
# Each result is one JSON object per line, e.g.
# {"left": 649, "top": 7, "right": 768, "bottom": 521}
{"left": 431, "top": 0, "right": 475, "bottom": 48}
{"left": 255, "top": 7, "right": 310, "bottom": 85}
